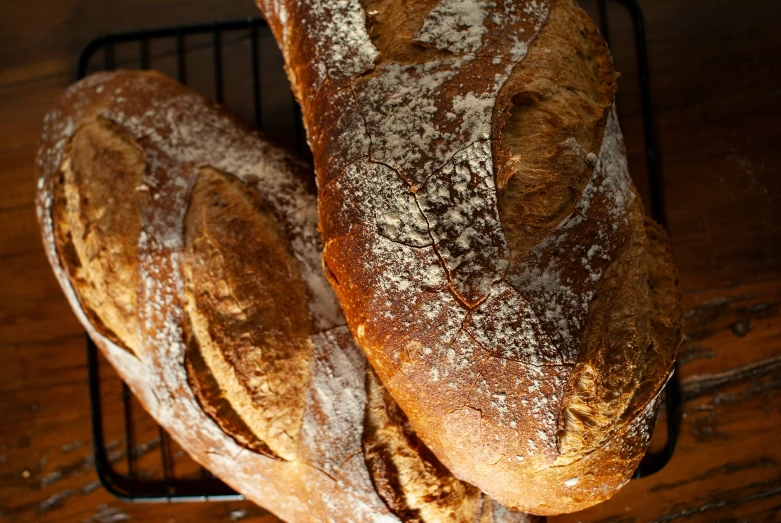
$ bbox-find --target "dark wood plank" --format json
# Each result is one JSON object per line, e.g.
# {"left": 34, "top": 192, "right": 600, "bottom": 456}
{"left": 640, "top": 0, "right": 781, "bottom": 114}
{"left": 661, "top": 94, "right": 781, "bottom": 294}
{"left": 587, "top": 0, "right": 781, "bottom": 294}
{"left": 0, "top": 148, "right": 38, "bottom": 212}
{"left": 0, "top": 0, "right": 258, "bottom": 85}
{"left": 586, "top": 0, "right": 781, "bottom": 118}
{"left": 0, "top": 356, "right": 281, "bottom": 523}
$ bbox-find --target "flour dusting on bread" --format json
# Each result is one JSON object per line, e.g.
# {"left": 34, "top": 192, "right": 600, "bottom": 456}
{"left": 257, "top": 0, "right": 683, "bottom": 514}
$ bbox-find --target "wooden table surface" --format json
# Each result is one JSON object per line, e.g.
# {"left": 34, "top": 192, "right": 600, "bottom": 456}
{"left": 1, "top": 1, "right": 779, "bottom": 522}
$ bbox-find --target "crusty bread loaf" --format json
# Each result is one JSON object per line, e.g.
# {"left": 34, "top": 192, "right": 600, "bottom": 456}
{"left": 254, "top": 0, "right": 684, "bottom": 514}
{"left": 36, "top": 70, "right": 539, "bottom": 523}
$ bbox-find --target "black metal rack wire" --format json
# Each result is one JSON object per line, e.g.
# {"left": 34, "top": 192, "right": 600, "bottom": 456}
{"left": 81, "top": 0, "right": 681, "bottom": 505}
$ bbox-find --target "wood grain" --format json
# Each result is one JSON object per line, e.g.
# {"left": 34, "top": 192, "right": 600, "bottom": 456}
{"left": 1, "top": 0, "right": 779, "bottom": 522}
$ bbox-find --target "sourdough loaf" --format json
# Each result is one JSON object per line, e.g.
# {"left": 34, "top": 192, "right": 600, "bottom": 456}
{"left": 36, "top": 70, "right": 538, "bottom": 523}
{"left": 254, "top": 0, "right": 684, "bottom": 514}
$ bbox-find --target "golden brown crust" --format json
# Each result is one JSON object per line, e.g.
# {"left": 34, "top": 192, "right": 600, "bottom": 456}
{"left": 363, "top": 368, "right": 484, "bottom": 522}
{"left": 558, "top": 200, "right": 682, "bottom": 464}
{"left": 184, "top": 328, "right": 277, "bottom": 456}
{"left": 182, "top": 166, "right": 312, "bottom": 460}
{"left": 493, "top": 0, "right": 618, "bottom": 260}
{"left": 644, "top": 218, "right": 685, "bottom": 374}
{"left": 256, "top": 0, "right": 684, "bottom": 514}
{"left": 51, "top": 118, "right": 145, "bottom": 356}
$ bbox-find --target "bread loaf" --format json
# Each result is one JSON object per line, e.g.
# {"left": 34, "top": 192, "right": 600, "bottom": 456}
{"left": 254, "top": 0, "right": 684, "bottom": 514}
{"left": 36, "top": 70, "right": 539, "bottom": 523}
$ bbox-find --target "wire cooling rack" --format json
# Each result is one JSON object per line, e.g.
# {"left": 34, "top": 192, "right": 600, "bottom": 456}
{"left": 80, "top": 0, "right": 681, "bottom": 505}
